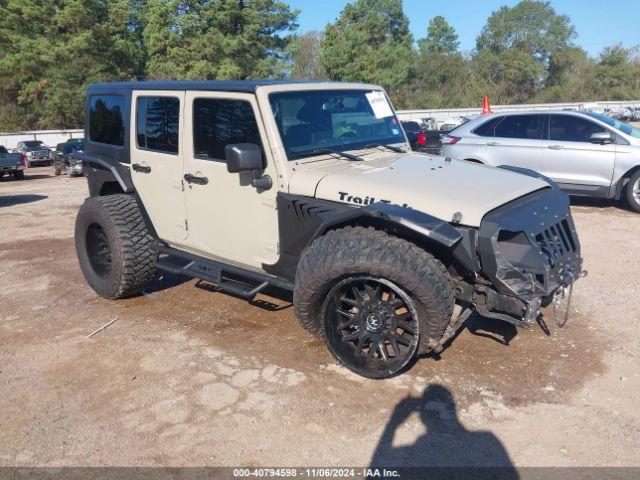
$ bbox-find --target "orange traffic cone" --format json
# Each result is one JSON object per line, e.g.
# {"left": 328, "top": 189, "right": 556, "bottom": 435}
{"left": 481, "top": 96, "right": 493, "bottom": 114}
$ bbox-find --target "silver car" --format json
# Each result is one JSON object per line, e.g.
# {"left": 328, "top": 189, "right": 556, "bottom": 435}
{"left": 441, "top": 110, "right": 640, "bottom": 212}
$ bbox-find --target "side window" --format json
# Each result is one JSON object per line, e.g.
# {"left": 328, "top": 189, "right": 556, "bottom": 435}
{"left": 472, "top": 117, "right": 502, "bottom": 137}
{"left": 89, "top": 95, "right": 125, "bottom": 146}
{"left": 193, "top": 98, "right": 261, "bottom": 160}
{"left": 549, "top": 115, "right": 607, "bottom": 143}
{"left": 136, "top": 96, "right": 180, "bottom": 154}
{"left": 493, "top": 115, "right": 541, "bottom": 140}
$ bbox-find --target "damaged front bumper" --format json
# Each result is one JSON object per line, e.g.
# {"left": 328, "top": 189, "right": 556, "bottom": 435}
{"left": 474, "top": 187, "right": 584, "bottom": 327}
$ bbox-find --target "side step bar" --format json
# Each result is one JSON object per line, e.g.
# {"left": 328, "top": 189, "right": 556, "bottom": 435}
{"left": 156, "top": 245, "right": 294, "bottom": 299}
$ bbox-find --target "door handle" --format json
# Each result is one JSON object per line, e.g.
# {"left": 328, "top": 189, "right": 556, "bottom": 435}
{"left": 184, "top": 173, "right": 209, "bottom": 185}
{"left": 547, "top": 145, "right": 564, "bottom": 150}
{"left": 486, "top": 142, "right": 501, "bottom": 146}
{"left": 132, "top": 163, "right": 151, "bottom": 173}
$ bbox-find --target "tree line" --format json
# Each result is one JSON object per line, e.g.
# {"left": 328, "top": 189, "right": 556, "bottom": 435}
{"left": 1, "top": 0, "right": 638, "bottom": 131}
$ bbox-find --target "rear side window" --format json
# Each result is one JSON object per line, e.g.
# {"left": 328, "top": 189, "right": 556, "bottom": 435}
{"left": 193, "top": 98, "right": 261, "bottom": 160}
{"left": 89, "top": 95, "right": 125, "bottom": 146}
{"left": 549, "top": 115, "right": 607, "bottom": 143}
{"left": 136, "top": 96, "right": 180, "bottom": 154}
{"left": 494, "top": 115, "right": 541, "bottom": 140}
{"left": 472, "top": 117, "right": 501, "bottom": 137}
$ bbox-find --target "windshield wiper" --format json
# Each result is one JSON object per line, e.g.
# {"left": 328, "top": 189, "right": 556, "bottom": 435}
{"left": 364, "top": 143, "right": 406, "bottom": 153}
{"left": 303, "top": 148, "right": 364, "bottom": 162}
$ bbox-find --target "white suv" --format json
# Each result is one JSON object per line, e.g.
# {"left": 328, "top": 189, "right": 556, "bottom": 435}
{"left": 73, "top": 81, "right": 584, "bottom": 378}
{"left": 441, "top": 110, "right": 640, "bottom": 212}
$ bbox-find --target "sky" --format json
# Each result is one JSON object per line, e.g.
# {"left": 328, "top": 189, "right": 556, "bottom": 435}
{"left": 288, "top": 0, "right": 640, "bottom": 57}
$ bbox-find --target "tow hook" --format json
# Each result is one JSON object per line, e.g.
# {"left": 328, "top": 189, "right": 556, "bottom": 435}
{"left": 552, "top": 284, "right": 573, "bottom": 328}
{"left": 552, "top": 270, "right": 587, "bottom": 328}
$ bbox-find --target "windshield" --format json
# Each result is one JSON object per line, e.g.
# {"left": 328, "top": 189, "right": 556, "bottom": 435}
{"left": 269, "top": 90, "right": 405, "bottom": 159}
{"left": 63, "top": 143, "right": 83, "bottom": 154}
{"left": 0, "top": 146, "right": 7, "bottom": 154}
{"left": 584, "top": 112, "right": 640, "bottom": 138}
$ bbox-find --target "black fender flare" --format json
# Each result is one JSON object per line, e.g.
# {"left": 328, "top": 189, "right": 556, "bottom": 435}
{"left": 263, "top": 194, "right": 474, "bottom": 280}
{"left": 498, "top": 165, "right": 559, "bottom": 190}
{"left": 77, "top": 152, "right": 134, "bottom": 196}
{"left": 318, "top": 201, "right": 463, "bottom": 248}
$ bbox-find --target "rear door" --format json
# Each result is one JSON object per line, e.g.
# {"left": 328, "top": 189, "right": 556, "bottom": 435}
{"left": 181, "top": 91, "right": 280, "bottom": 269}
{"left": 540, "top": 114, "right": 615, "bottom": 193}
{"left": 130, "top": 90, "right": 188, "bottom": 244}
{"left": 483, "top": 114, "right": 545, "bottom": 170}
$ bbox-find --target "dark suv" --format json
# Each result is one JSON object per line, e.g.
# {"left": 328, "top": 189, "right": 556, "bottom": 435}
{"left": 51, "top": 140, "right": 84, "bottom": 177}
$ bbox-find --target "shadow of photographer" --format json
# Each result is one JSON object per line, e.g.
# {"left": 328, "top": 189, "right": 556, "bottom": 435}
{"left": 369, "top": 384, "right": 519, "bottom": 479}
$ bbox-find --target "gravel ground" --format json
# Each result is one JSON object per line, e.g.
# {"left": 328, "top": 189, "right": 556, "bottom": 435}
{"left": 0, "top": 168, "right": 639, "bottom": 469}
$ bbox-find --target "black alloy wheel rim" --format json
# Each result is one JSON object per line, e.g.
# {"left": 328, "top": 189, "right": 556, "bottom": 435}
{"left": 86, "top": 223, "right": 112, "bottom": 277}
{"left": 322, "top": 277, "right": 419, "bottom": 378}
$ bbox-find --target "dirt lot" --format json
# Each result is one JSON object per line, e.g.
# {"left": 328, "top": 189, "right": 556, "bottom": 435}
{"left": 1, "top": 167, "right": 639, "bottom": 468}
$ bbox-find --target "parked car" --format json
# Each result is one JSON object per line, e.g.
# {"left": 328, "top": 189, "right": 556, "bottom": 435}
{"left": 400, "top": 120, "right": 445, "bottom": 154}
{"left": 440, "top": 116, "right": 469, "bottom": 132}
{"left": 51, "top": 140, "right": 84, "bottom": 177}
{"left": 0, "top": 145, "right": 26, "bottom": 180}
{"left": 72, "top": 80, "right": 583, "bottom": 379}
{"left": 441, "top": 110, "right": 640, "bottom": 212}
{"left": 16, "top": 140, "right": 51, "bottom": 167}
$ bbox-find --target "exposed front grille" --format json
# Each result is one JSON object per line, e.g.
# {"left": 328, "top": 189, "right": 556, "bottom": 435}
{"left": 479, "top": 187, "right": 582, "bottom": 300}
{"left": 534, "top": 219, "right": 577, "bottom": 267}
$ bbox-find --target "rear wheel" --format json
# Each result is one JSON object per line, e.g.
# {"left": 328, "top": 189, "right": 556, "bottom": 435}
{"left": 52, "top": 163, "right": 60, "bottom": 176}
{"left": 294, "top": 226, "right": 454, "bottom": 379}
{"left": 75, "top": 194, "right": 157, "bottom": 299}
{"left": 625, "top": 170, "right": 640, "bottom": 213}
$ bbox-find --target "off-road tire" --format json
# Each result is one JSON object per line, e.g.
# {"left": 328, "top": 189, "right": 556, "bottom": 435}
{"left": 624, "top": 170, "right": 640, "bottom": 213}
{"left": 75, "top": 194, "right": 157, "bottom": 299}
{"left": 14, "top": 170, "right": 24, "bottom": 180}
{"left": 294, "top": 226, "right": 454, "bottom": 356}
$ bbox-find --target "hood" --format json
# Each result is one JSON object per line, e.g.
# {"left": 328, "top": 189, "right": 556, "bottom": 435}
{"left": 288, "top": 154, "right": 550, "bottom": 227}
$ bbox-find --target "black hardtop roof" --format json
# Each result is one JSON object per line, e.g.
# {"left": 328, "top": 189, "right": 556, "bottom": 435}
{"left": 87, "top": 79, "right": 340, "bottom": 93}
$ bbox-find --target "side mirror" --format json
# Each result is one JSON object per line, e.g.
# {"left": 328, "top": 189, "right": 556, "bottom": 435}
{"left": 225, "top": 143, "right": 263, "bottom": 173}
{"left": 589, "top": 132, "right": 613, "bottom": 144}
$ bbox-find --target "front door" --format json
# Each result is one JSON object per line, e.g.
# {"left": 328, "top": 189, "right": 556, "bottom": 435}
{"left": 130, "top": 91, "right": 187, "bottom": 244}
{"left": 540, "top": 114, "right": 616, "bottom": 193}
{"left": 182, "top": 91, "right": 280, "bottom": 270}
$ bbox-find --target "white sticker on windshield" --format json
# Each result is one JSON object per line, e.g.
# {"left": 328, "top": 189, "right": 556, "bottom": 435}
{"left": 366, "top": 91, "right": 393, "bottom": 119}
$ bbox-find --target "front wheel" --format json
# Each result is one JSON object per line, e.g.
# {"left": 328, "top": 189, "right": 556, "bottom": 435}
{"left": 52, "top": 164, "right": 60, "bottom": 176}
{"left": 625, "top": 170, "right": 640, "bottom": 213}
{"left": 75, "top": 194, "right": 157, "bottom": 299}
{"left": 14, "top": 170, "right": 24, "bottom": 180}
{"left": 294, "top": 226, "right": 454, "bottom": 379}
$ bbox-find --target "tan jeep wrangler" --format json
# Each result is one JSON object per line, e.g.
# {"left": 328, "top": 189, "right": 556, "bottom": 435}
{"left": 74, "top": 80, "right": 584, "bottom": 378}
